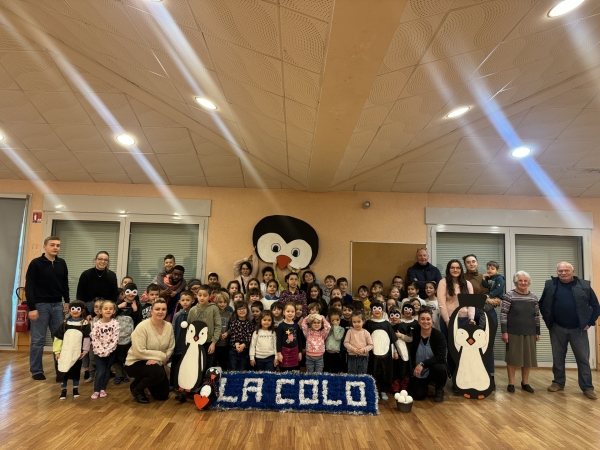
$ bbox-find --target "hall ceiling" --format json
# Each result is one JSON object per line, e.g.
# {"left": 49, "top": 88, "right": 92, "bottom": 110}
{"left": 0, "top": 0, "right": 600, "bottom": 196}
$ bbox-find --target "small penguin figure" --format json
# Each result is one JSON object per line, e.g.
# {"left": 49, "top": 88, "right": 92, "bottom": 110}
{"left": 194, "top": 366, "right": 222, "bottom": 410}
{"left": 176, "top": 320, "right": 209, "bottom": 403}
{"left": 448, "top": 294, "right": 496, "bottom": 400}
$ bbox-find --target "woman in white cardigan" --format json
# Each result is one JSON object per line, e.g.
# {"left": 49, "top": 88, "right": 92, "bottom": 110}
{"left": 125, "top": 300, "right": 175, "bottom": 404}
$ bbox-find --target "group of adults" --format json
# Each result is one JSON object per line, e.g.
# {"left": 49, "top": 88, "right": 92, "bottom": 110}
{"left": 405, "top": 248, "right": 599, "bottom": 399}
{"left": 25, "top": 236, "right": 175, "bottom": 403}
{"left": 25, "top": 238, "right": 599, "bottom": 403}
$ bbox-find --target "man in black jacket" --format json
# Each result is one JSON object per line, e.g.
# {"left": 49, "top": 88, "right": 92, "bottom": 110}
{"left": 406, "top": 248, "right": 442, "bottom": 299}
{"left": 539, "top": 262, "right": 599, "bottom": 400}
{"left": 26, "top": 236, "right": 70, "bottom": 380}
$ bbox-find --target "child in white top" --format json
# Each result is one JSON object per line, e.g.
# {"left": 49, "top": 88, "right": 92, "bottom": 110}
{"left": 91, "top": 300, "right": 120, "bottom": 399}
{"left": 424, "top": 281, "right": 440, "bottom": 330}
{"left": 249, "top": 311, "right": 278, "bottom": 371}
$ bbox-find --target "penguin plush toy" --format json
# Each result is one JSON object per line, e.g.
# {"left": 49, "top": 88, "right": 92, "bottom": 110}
{"left": 448, "top": 294, "right": 496, "bottom": 400}
{"left": 176, "top": 320, "right": 209, "bottom": 403}
{"left": 194, "top": 366, "right": 222, "bottom": 410}
{"left": 250, "top": 215, "right": 319, "bottom": 285}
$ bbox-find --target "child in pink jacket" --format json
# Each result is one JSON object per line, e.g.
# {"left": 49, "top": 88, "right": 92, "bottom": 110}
{"left": 301, "top": 314, "right": 331, "bottom": 373}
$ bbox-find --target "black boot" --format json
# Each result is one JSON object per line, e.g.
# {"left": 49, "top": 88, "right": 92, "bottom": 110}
{"left": 59, "top": 389, "right": 67, "bottom": 400}
{"left": 73, "top": 388, "right": 80, "bottom": 398}
{"left": 434, "top": 389, "right": 444, "bottom": 403}
{"left": 133, "top": 388, "right": 149, "bottom": 404}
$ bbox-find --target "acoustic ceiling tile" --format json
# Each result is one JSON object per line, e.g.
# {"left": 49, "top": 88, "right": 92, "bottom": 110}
{"left": 127, "top": 97, "right": 182, "bottom": 127}
{"left": 0, "top": 24, "right": 45, "bottom": 51}
{"left": 380, "top": 14, "right": 445, "bottom": 74}
{"left": 435, "top": 163, "right": 486, "bottom": 184}
{"left": 280, "top": 0, "right": 332, "bottom": 22}
{"left": 51, "top": 124, "right": 110, "bottom": 153}
{"left": 391, "top": 181, "right": 432, "bottom": 193}
{"left": 188, "top": 107, "right": 246, "bottom": 149}
{"left": 535, "top": 141, "right": 593, "bottom": 166}
{"left": 232, "top": 105, "right": 286, "bottom": 141}
{"left": 355, "top": 104, "right": 394, "bottom": 132}
{"left": 95, "top": 126, "right": 154, "bottom": 154}
{"left": 0, "top": 90, "right": 45, "bottom": 123}
{"left": 284, "top": 99, "right": 316, "bottom": 133}
{"left": 287, "top": 143, "right": 311, "bottom": 165}
{"left": 205, "top": 177, "right": 246, "bottom": 188}
{"left": 447, "top": 137, "right": 505, "bottom": 164}
{"left": 29, "top": 148, "right": 86, "bottom": 173}
{"left": 189, "top": 0, "right": 280, "bottom": 58}
{"left": 281, "top": 64, "right": 320, "bottom": 110}
{"left": 219, "top": 75, "right": 284, "bottom": 122}
{"left": 182, "top": 89, "right": 237, "bottom": 125}
{"left": 286, "top": 124, "right": 313, "bottom": 150}
{"left": 199, "top": 155, "right": 243, "bottom": 178}
{"left": 26, "top": 91, "right": 93, "bottom": 125}
{"left": 58, "top": 64, "right": 121, "bottom": 94}
{"left": 13, "top": 170, "right": 57, "bottom": 181}
{"left": 75, "top": 93, "right": 140, "bottom": 127}
{"left": 0, "top": 148, "right": 47, "bottom": 172}
{"left": 90, "top": 172, "right": 132, "bottom": 183}
{"left": 112, "top": 153, "right": 165, "bottom": 176}
{"left": 246, "top": 147, "right": 289, "bottom": 174}
{"left": 244, "top": 132, "right": 287, "bottom": 157}
{"left": 468, "top": 109, "right": 530, "bottom": 138}
{"left": 73, "top": 152, "right": 126, "bottom": 174}
{"left": 154, "top": 51, "right": 223, "bottom": 99}
{"left": 0, "top": 63, "right": 20, "bottom": 90}
{"left": 115, "top": 63, "right": 182, "bottom": 102}
{"left": 205, "top": 34, "right": 282, "bottom": 96}
{"left": 513, "top": 166, "right": 567, "bottom": 186}
{"left": 503, "top": 184, "right": 543, "bottom": 196}
{"left": 128, "top": 172, "right": 168, "bottom": 184}
{"left": 289, "top": 159, "right": 309, "bottom": 185}
{"left": 53, "top": 172, "right": 95, "bottom": 182}
{"left": 167, "top": 175, "right": 208, "bottom": 187}
{"left": 189, "top": 131, "right": 232, "bottom": 156}
{"left": 558, "top": 110, "right": 600, "bottom": 141}
{"left": 516, "top": 107, "right": 581, "bottom": 140}
{"left": 281, "top": 8, "right": 328, "bottom": 73}
{"left": 574, "top": 148, "right": 600, "bottom": 169}
{"left": 466, "top": 185, "right": 511, "bottom": 196}
{"left": 244, "top": 177, "right": 282, "bottom": 189}
{"left": 397, "top": 161, "right": 444, "bottom": 183}
{"left": 554, "top": 170, "right": 600, "bottom": 188}
{"left": 429, "top": 183, "right": 471, "bottom": 194}
{"left": 365, "top": 68, "right": 412, "bottom": 109}
{"left": 5, "top": 123, "right": 65, "bottom": 148}
{"left": 554, "top": 186, "right": 587, "bottom": 197}
{"left": 400, "top": 0, "right": 453, "bottom": 23}
{"left": 21, "top": 0, "right": 81, "bottom": 19}
{"left": 122, "top": 0, "right": 199, "bottom": 30}
{"left": 411, "top": 141, "right": 459, "bottom": 163}
{"left": 141, "top": 127, "right": 195, "bottom": 154}
{"left": 472, "top": 164, "right": 524, "bottom": 186}
{"left": 340, "top": 129, "right": 377, "bottom": 163}
{"left": 353, "top": 180, "right": 394, "bottom": 192}
{"left": 0, "top": 51, "right": 70, "bottom": 92}
{"left": 155, "top": 153, "right": 203, "bottom": 177}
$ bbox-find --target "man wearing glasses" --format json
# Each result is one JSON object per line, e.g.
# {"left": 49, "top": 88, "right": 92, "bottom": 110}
{"left": 26, "top": 236, "right": 70, "bottom": 381}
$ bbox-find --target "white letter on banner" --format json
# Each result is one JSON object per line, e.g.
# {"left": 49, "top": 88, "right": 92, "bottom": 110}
{"left": 346, "top": 381, "right": 367, "bottom": 407}
{"left": 276, "top": 379, "right": 295, "bottom": 405}
{"left": 299, "top": 380, "right": 319, "bottom": 405}
{"left": 241, "top": 378, "right": 263, "bottom": 402}
{"left": 322, "top": 380, "right": 342, "bottom": 406}
{"left": 218, "top": 377, "right": 238, "bottom": 402}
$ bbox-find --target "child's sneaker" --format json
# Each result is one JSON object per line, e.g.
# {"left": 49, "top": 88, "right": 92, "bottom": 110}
{"left": 99, "top": 390, "right": 107, "bottom": 398}
{"left": 73, "top": 388, "right": 80, "bottom": 398}
{"left": 83, "top": 370, "right": 90, "bottom": 381}
{"left": 114, "top": 377, "right": 121, "bottom": 385}
{"left": 59, "top": 389, "right": 67, "bottom": 400}
{"left": 85, "top": 373, "right": 94, "bottom": 383}
{"left": 91, "top": 392, "right": 100, "bottom": 399}
{"left": 122, "top": 377, "right": 130, "bottom": 383}
{"left": 380, "top": 392, "right": 388, "bottom": 401}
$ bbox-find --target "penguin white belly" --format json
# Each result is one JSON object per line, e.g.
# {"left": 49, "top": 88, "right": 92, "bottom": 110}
{"left": 199, "top": 385, "right": 211, "bottom": 398}
{"left": 372, "top": 330, "right": 391, "bottom": 356}
{"left": 397, "top": 340, "right": 409, "bottom": 362}
{"left": 455, "top": 346, "right": 489, "bottom": 391}
{"left": 58, "top": 329, "right": 82, "bottom": 373}
{"left": 178, "top": 345, "right": 202, "bottom": 390}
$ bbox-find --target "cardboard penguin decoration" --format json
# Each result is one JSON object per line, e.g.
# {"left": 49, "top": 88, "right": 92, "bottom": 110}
{"left": 176, "top": 320, "right": 209, "bottom": 403}
{"left": 448, "top": 294, "right": 496, "bottom": 400}
{"left": 194, "top": 366, "right": 222, "bottom": 410}
{"left": 251, "top": 215, "right": 319, "bottom": 283}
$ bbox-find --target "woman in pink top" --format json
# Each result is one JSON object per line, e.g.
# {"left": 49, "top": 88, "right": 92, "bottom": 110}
{"left": 437, "top": 259, "right": 475, "bottom": 377}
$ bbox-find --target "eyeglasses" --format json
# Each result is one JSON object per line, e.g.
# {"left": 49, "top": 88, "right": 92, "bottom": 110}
{"left": 96, "top": 258, "right": 109, "bottom": 262}
{"left": 449, "top": 266, "right": 462, "bottom": 271}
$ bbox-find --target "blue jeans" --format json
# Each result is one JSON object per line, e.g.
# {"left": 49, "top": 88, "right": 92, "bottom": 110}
{"left": 306, "top": 355, "right": 324, "bottom": 373}
{"left": 30, "top": 302, "right": 64, "bottom": 376}
{"left": 549, "top": 324, "right": 594, "bottom": 392}
{"left": 254, "top": 355, "right": 276, "bottom": 371}
{"left": 347, "top": 355, "right": 368, "bottom": 374}
{"left": 94, "top": 352, "right": 116, "bottom": 392}
{"left": 229, "top": 349, "right": 249, "bottom": 371}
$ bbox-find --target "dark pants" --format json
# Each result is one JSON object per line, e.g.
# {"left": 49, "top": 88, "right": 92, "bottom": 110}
{"left": 324, "top": 351, "right": 342, "bottom": 374}
{"left": 214, "top": 345, "right": 229, "bottom": 371}
{"left": 255, "top": 355, "right": 276, "bottom": 371}
{"left": 229, "top": 349, "right": 249, "bottom": 371}
{"left": 94, "top": 352, "right": 116, "bottom": 392}
{"left": 550, "top": 324, "right": 594, "bottom": 391}
{"left": 409, "top": 364, "right": 448, "bottom": 400}
{"left": 347, "top": 355, "right": 368, "bottom": 374}
{"left": 113, "top": 343, "right": 131, "bottom": 378}
{"left": 125, "top": 361, "right": 170, "bottom": 400}
{"left": 169, "top": 353, "right": 182, "bottom": 388}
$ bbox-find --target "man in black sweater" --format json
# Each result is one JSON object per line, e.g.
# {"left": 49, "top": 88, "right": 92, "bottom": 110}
{"left": 25, "top": 236, "right": 70, "bottom": 381}
{"left": 539, "top": 261, "right": 599, "bottom": 400}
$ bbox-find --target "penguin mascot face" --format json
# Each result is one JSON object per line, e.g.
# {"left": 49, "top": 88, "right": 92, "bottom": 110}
{"left": 252, "top": 215, "right": 319, "bottom": 269}
{"left": 176, "top": 321, "right": 209, "bottom": 398}
{"left": 402, "top": 303, "right": 414, "bottom": 318}
{"left": 194, "top": 366, "right": 223, "bottom": 411}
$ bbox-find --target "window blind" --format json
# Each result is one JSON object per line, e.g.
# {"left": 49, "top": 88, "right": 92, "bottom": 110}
{"left": 515, "top": 234, "right": 582, "bottom": 363}
{"left": 436, "top": 232, "right": 506, "bottom": 361}
{"left": 127, "top": 223, "right": 199, "bottom": 290}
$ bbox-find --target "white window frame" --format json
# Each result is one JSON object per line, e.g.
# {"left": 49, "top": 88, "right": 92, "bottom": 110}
{"left": 428, "top": 223, "right": 594, "bottom": 369}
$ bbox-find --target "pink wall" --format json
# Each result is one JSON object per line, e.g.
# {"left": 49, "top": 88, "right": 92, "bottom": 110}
{"left": 2, "top": 179, "right": 600, "bottom": 287}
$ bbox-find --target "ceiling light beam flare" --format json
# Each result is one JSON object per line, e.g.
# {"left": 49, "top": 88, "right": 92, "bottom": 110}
{"left": 548, "top": 0, "right": 585, "bottom": 18}
{"left": 446, "top": 106, "right": 470, "bottom": 118}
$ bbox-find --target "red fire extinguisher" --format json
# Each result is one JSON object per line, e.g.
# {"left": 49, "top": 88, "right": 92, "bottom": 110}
{"left": 16, "top": 287, "right": 29, "bottom": 333}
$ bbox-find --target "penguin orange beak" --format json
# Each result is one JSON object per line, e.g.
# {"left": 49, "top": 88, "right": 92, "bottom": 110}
{"left": 467, "top": 338, "right": 475, "bottom": 345}
{"left": 210, "top": 374, "right": 216, "bottom": 380}
{"left": 276, "top": 254, "right": 292, "bottom": 269}
{"left": 194, "top": 336, "right": 198, "bottom": 341}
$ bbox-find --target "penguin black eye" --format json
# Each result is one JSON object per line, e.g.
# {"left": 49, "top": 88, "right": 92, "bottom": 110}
{"left": 291, "top": 248, "right": 300, "bottom": 257}
{"left": 271, "top": 243, "right": 281, "bottom": 252}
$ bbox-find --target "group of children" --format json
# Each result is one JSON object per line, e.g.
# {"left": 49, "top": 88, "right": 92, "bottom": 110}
{"left": 53, "top": 254, "right": 448, "bottom": 402}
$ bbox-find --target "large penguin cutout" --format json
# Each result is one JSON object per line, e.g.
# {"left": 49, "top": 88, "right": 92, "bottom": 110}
{"left": 176, "top": 320, "right": 209, "bottom": 402}
{"left": 194, "top": 366, "right": 222, "bottom": 410}
{"left": 448, "top": 294, "right": 496, "bottom": 400}
{"left": 250, "top": 215, "right": 319, "bottom": 287}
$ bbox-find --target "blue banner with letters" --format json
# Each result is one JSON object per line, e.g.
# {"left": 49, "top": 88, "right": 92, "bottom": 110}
{"left": 214, "top": 371, "right": 379, "bottom": 415}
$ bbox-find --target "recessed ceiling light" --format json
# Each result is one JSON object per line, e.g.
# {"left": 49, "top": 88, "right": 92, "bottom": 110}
{"left": 195, "top": 97, "right": 217, "bottom": 110}
{"left": 116, "top": 134, "right": 135, "bottom": 146}
{"left": 511, "top": 146, "right": 531, "bottom": 158}
{"left": 446, "top": 106, "right": 470, "bottom": 118}
{"left": 55, "top": 204, "right": 64, "bottom": 208}
{"left": 0, "top": 134, "right": 4, "bottom": 141}
{"left": 548, "top": 0, "right": 585, "bottom": 17}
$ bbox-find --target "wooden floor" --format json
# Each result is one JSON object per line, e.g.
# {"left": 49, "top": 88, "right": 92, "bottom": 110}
{"left": 1, "top": 352, "right": 598, "bottom": 450}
